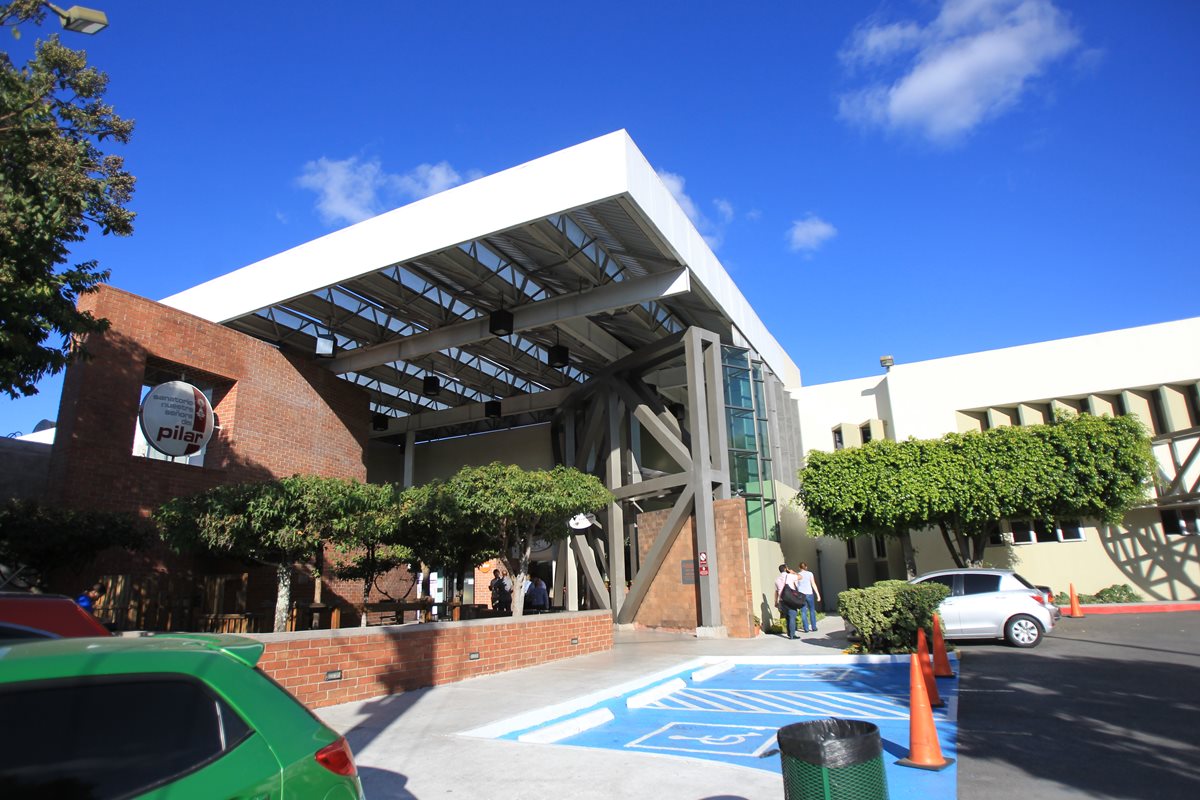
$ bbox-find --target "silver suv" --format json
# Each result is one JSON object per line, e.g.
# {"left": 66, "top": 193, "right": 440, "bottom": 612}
{"left": 909, "top": 568, "right": 1057, "bottom": 648}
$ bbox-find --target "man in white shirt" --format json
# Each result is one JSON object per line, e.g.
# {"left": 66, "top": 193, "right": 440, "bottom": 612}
{"left": 773, "top": 564, "right": 799, "bottom": 639}
{"left": 794, "top": 562, "right": 822, "bottom": 633}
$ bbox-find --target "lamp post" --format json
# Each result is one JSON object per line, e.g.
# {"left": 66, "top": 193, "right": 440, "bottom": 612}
{"left": 44, "top": 3, "right": 107, "bottom": 34}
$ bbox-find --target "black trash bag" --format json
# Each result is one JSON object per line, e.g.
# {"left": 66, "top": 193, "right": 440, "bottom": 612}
{"left": 777, "top": 719, "right": 882, "bottom": 768}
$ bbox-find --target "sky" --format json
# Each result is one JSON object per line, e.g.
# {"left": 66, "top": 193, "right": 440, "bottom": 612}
{"left": 3, "top": 0, "right": 1198, "bottom": 436}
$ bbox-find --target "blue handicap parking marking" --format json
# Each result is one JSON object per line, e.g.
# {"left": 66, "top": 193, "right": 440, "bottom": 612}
{"left": 626, "top": 721, "right": 778, "bottom": 758}
{"left": 486, "top": 658, "right": 958, "bottom": 800}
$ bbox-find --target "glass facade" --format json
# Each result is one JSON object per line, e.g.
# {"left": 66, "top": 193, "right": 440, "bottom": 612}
{"left": 722, "top": 346, "right": 779, "bottom": 541}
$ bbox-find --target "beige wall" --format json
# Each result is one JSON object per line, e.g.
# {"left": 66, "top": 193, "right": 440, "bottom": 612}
{"left": 366, "top": 424, "right": 555, "bottom": 486}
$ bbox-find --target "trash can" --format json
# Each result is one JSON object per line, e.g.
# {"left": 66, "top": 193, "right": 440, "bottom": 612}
{"left": 777, "top": 718, "right": 889, "bottom": 800}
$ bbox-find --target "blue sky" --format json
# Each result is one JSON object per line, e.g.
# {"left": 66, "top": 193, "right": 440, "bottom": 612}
{"left": 4, "top": 0, "right": 1198, "bottom": 435}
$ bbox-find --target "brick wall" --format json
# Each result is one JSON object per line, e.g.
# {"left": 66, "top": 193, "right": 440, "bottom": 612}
{"left": 633, "top": 498, "right": 756, "bottom": 637}
{"left": 45, "top": 286, "right": 370, "bottom": 617}
{"left": 251, "top": 611, "right": 613, "bottom": 709}
{"left": 49, "top": 286, "right": 369, "bottom": 517}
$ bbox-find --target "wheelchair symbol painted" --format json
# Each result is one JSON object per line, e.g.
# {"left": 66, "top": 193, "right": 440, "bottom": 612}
{"left": 668, "top": 731, "right": 763, "bottom": 746}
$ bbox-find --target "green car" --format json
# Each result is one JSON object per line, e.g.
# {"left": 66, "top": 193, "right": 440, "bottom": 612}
{"left": 0, "top": 634, "right": 365, "bottom": 799}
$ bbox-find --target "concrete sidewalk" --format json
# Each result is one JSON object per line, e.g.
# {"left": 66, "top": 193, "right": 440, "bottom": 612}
{"left": 318, "top": 618, "right": 852, "bottom": 800}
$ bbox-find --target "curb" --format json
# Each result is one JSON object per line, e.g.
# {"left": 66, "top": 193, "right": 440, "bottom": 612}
{"left": 1073, "top": 602, "right": 1200, "bottom": 615}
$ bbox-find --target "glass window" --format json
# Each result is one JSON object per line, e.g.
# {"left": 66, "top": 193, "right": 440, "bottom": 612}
{"left": 1011, "top": 520, "right": 1056, "bottom": 544}
{"left": 832, "top": 428, "right": 844, "bottom": 450}
{"left": 726, "top": 409, "right": 757, "bottom": 452}
{"left": 846, "top": 537, "right": 857, "bottom": 559}
{"left": 1058, "top": 520, "right": 1084, "bottom": 541}
{"left": 860, "top": 424, "right": 872, "bottom": 444}
{"left": 0, "top": 676, "right": 251, "bottom": 798}
{"left": 722, "top": 366, "right": 753, "bottom": 410}
{"left": 1034, "top": 521, "right": 1056, "bottom": 543}
{"left": 987, "top": 522, "right": 1004, "bottom": 545}
{"left": 918, "top": 575, "right": 955, "bottom": 593}
{"left": 962, "top": 574, "right": 1002, "bottom": 595}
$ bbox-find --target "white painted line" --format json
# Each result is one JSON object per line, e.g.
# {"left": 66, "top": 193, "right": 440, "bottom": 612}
{"left": 691, "top": 661, "right": 734, "bottom": 683}
{"left": 517, "top": 708, "right": 615, "bottom": 744}
{"left": 627, "top": 678, "right": 686, "bottom": 709}
{"left": 460, "top": 657, "right": 711, "bottom": 739}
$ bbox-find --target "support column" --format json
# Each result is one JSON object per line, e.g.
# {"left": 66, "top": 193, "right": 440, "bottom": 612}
{"left": 606, "top": 389, "right": 627, "bottom": 616}
{"left": 402, "top": 430, "right": 416, "bottom": 489}
{"left": 685, "top": 329, "right": 724, "bottom": 635}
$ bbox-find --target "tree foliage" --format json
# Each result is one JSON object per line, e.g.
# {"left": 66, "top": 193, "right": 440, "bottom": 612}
{"left": 1, "top": 1, "right": 135, "bottom": 398}
{"left": 326, "top": 481, "right": 412, "bottom": 621}
{"left": 796, "top": 414, "right": 1154, "bottom": 569}
{"left": 155, "top": 475, "right": 354, "bottom": 632}
{"left": 396, "top": 478, "right": 497, "bottom": 598}
{"left": 0, "top": 499, "right": 144, "bottom": 590}
{"left": 426, "top": 463, "right": 611, "bottom": 617}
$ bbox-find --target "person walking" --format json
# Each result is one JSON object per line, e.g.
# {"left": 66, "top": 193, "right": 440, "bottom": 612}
{"left": 773, "top": 564, "right": 799, "bottom": 639}
{"left": 794, "top": 562, "right": 821, "bottom": 634}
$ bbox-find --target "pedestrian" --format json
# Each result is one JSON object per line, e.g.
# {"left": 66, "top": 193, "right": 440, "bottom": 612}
{"left": 76, "top": 582, "right": 106, "bottom": 615}
{"left": 773, "top": 564, "right": 799, "bottom": 639}
{"left": 489, "top": 569, "right": 512, "bottom": 613}
{"left": 526, "top": 575, "right": 549, "bottom": 612}
{"left": 795, "top": 561, "right": 821, "bottom": 634}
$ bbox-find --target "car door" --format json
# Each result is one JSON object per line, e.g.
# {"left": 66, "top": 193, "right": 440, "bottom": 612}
{"left": 957, "top": 572, "right": 1004, "bottom": 635}
{"left": 915, "top": 575, "right": 961, "bottom": 634}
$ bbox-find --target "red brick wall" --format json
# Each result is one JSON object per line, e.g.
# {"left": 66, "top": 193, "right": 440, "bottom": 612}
{"left": 633, "top": 498, "right": 755, "bottom": 637}
{"left": 48, "top": 285, "right": 369, "bottom": 517}
{"left": 253, "top": 611, "right": 613, "bottom": 709}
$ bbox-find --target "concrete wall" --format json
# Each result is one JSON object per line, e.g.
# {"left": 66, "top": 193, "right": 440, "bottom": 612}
{"left": 252, "top": 610, "right": 612, "bottom": 709}
{"left": 791, "top": 316, "right": 1200, "bottom": 601}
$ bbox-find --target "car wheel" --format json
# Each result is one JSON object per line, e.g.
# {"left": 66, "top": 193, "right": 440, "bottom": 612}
{"left": 1004, "top": 614, "right": 1043, "bottom": 648}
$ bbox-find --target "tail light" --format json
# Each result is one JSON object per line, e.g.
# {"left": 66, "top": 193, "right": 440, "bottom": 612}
{"left": 315, "top": 736, "right": 358, "bottom": 777}
{"left": 1031, "top": 594, "right": 1046, "bottom": 605}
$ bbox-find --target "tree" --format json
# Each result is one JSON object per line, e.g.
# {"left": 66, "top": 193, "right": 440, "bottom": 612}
{"left": 438, "top": 463, "right": 611, "bottom": 618}
{"left": 155, "top": 475, "right": 353, "bottom": 633}
{"left": 0, "top": 499, "right": 144, "bottom": 590}
{"left": 396, "top": 478, "right": 497, "bottom": 603}
{"left": 326, "top": 481, "right": 412, "bottom": 625}
{"left": 1, "top": 1, "right": 135, "bottom": 398}
{"left": 796, "top": 414, "right": 1154, "bottom": 570}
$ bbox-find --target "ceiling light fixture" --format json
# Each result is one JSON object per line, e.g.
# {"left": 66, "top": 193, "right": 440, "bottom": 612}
{"left": 548, "top": 344, "right": 569, "bottom": 369}
{"left": 423, "top": 375, "right": 441, "bottom": 396}
{"left": 489, "top": 309, "right": 514, "bottom": 337}
{"left": 484, "top": 399, "right": 502, "bottom": 419}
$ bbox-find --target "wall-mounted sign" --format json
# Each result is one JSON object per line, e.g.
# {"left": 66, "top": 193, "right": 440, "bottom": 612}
{"left": 138, "top": 381, "right": 214, "bottom": 457}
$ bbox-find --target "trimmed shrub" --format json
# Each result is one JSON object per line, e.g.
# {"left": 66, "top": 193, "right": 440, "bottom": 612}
{"left": 838, "top": 580, "right": 950, "bottom": 654}
{"left": 1053, "top": 583, "right": 1143, "bottom": 605}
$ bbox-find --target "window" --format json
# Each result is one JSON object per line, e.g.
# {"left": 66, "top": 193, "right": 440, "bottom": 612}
{"left": 918, "top": 575, "right": 955, "bottom": 593}
{"left": 1010, "top": 520, "right": 1084, "bottom": 544}
{"left": 986, "top": 522, "right": 1003, "bottom": 545}
{"left": 962, "top": 573, "right": 1001, "bottom": 594}
{"left": 0, "top": 676, "right": 251, "bottom": 798}
{"left": 860, "top": 423, "right": 872, "bottom": 444}
{"left": 832, "top": 428, "right": 844, "bottom": 450}
{"left": 846, "top": 537, "right": 857, "bottom": 559}
{"left": 1162, "top": 507, "right": 1199, "bottom": 535}
{"left": 132, "top": 362, "right": 226, "bottom": 468}
{"left": 872, "top": 535, "right": 887, "bottom": 559}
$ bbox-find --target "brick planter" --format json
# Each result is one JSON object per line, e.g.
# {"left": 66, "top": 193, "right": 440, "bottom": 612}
{"left": 249, "top": 611, "right": 612, "bottom": 709}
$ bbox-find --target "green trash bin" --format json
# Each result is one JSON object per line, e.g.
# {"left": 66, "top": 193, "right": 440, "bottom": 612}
{"left": 778, "top": 718, "right": 889, "bottom": 800}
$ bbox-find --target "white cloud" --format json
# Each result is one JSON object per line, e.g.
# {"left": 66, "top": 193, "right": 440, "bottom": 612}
{"left": 788, "top": 215, "right": 838, "bottom": 253}
{"left": 657, "top": 169, "right": 731, "bottom": 249}
{"left": 838, "top": 0, "right": 1080, "bottom": 143}
{"left": 297, "top": 156, "right": 467, "bottom": 226}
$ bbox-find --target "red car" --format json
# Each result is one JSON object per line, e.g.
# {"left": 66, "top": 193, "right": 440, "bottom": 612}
{"left": 0, "top": 592, "right": 112, "bottom": 640}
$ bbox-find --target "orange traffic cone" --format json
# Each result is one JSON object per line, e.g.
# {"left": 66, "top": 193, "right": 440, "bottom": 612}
{"left": 1066, "top": 584, "right": 1085, "bottom": 618}
{"left": 897, "top": 653, "right": 955, "bottom": 771}
{"left": 917, "top": 628, "right": 944, "bottom": 707}
{"left": 932, "top": 613, "right": 955, "bottom": 678}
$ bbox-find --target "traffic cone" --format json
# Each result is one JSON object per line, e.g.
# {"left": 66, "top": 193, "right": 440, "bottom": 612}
{"left": 897, "top": 653, "right": 955, "bottom": 771}
{"left": 917, "top": 628, "right": 944, "bottom": 707}
{"left": 1066, "top": 584, "right": 1085, "bottom": 618}
{"left": 932, "top": 613, "right": 955, "bottom": 678}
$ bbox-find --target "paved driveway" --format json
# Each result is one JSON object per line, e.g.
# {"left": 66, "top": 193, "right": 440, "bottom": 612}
{"left": 957, "top": 611, "right": 1200, "bottom": 800}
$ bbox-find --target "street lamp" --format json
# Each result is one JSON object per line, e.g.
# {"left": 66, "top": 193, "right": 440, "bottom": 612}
{"left": 44, "top": 3, "right": 108, "bottom": 34}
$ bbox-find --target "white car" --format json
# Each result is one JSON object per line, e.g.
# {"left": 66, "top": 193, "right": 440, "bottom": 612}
{"left": 909, "top": 568, "right": 1057, "bottom": 648}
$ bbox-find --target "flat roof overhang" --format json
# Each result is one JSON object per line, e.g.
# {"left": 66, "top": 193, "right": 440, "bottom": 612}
{"left": 161, "top": 131, "right": 799, "bottom": 441}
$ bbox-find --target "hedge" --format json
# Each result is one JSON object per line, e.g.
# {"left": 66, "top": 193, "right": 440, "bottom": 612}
{"left": 838, "top": 580, "right": 950, "bottom": 653}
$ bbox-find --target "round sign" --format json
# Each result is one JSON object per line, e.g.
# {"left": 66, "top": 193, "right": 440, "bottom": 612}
{"left": 698, "top": 551, "right": 708, "bottom": 563}
{"left": 139, "top": 381, "right": 215, "bottom": 457}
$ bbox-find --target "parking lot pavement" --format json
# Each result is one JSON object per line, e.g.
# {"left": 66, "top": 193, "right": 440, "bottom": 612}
{"left": 957, "top": 611, "right": 1200, "bottom": 800}
{"left": 317, "top": 620, "right": 861, "bottom": 800}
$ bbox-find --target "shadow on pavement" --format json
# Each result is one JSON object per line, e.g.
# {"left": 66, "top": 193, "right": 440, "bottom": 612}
{"left": 358, "top": 766, "right": 417, "bottom": 799}
{"left": 958, "top": 623, "right": 1200, "bottom": 799}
